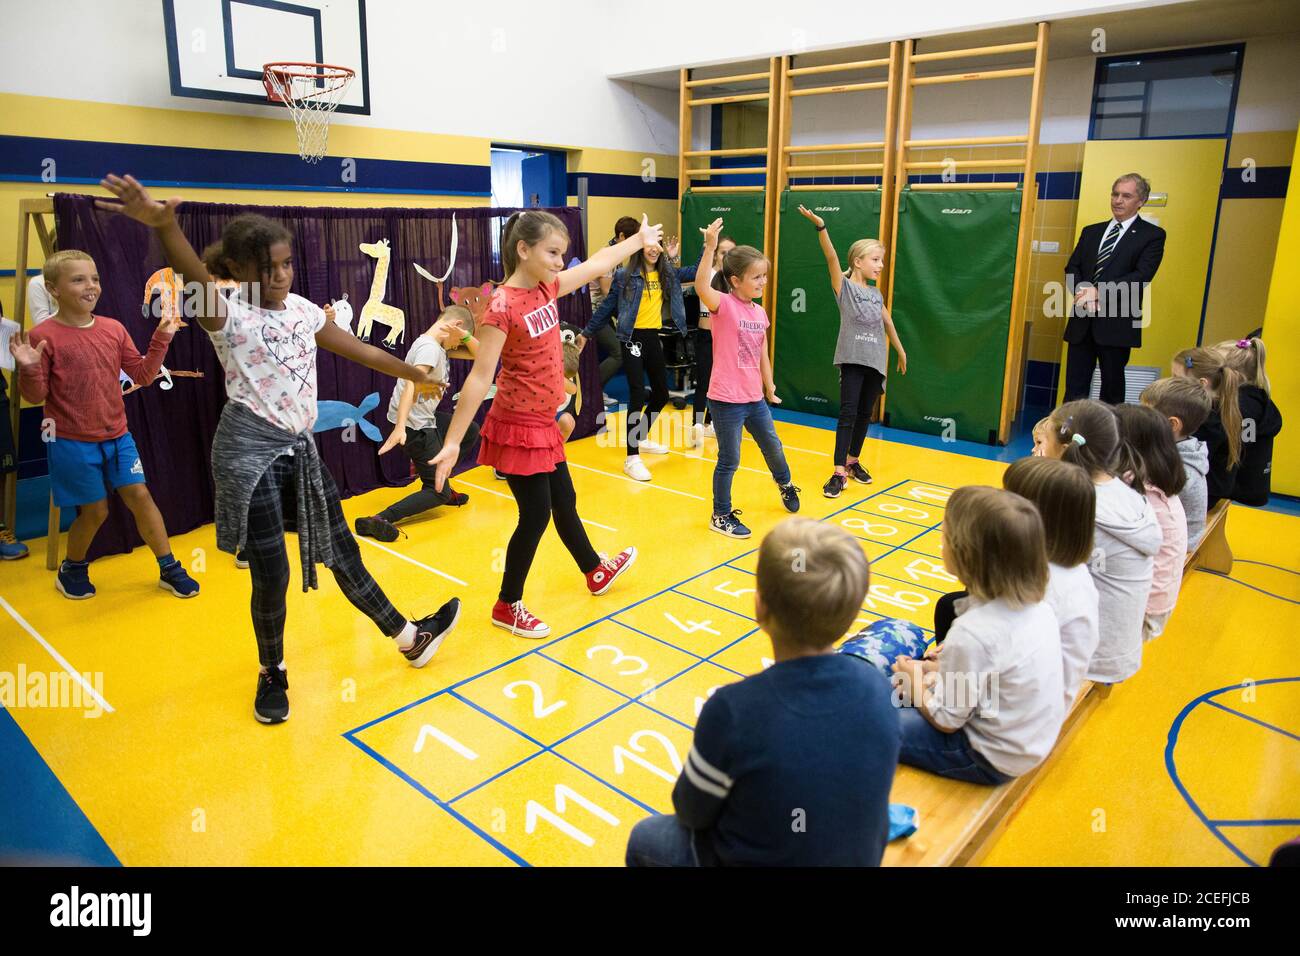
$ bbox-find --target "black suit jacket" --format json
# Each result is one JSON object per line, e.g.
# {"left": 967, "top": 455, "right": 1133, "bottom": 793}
{"left": 1063, "top": 215, "right": 1166, "bottom": 349}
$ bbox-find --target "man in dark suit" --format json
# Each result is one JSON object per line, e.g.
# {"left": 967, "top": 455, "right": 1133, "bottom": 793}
{"left": 1062, "top": 173, "right": 1166, "bottom": 404}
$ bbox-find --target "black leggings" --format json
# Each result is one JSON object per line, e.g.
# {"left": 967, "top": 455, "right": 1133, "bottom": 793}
{"left": 692, "top": 327, "right": 713, "bottom": 425}
{"left": 933, "top": 590, "right": 968, "bottom": 644}
{"left": 623, "top": 329, "right": 670, "bottom": 453}
{"left": 245, "top": 456, "right": 406, "bottom": 666}
{"left": 378, "top": 413, "right": 481, "bottom": 523}
{"left": 593, "top": 321, "right": 623, "bottom": 386}
{"left": 501, "top": 463, "right": 600, "bottom": 603}
{"left": 835, "top": 363, "right": 885, "bottom": 466}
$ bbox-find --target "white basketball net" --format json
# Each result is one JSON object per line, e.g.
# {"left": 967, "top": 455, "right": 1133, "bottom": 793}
{"left": 263, "top": 64, "right": 354, "bottom": 164}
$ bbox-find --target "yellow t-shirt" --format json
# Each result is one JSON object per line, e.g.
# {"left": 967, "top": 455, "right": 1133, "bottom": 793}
{"left": 634, "top": 270, "right": 663, "bottom": 330}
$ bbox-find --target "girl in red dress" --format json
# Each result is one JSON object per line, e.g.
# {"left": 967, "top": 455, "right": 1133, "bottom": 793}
{"left": 432, "top": 211, "right": 662, "bottom": 637}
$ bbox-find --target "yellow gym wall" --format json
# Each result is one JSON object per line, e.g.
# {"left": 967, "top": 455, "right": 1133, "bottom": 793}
{"left": 1203, "top": 127, "right": 1296, "bottom": 344}
{"left": 0, "top": 92, "right": 678, "bottom": 320}
{"left": 1262, "top": 124, "right": 1300, "bottom": 497}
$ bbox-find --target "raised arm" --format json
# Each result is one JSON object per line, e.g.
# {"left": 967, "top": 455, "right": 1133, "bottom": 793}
{"left": 314, "top": 322, "right": 439, "bottom": 395}
{"left": 694, "top": 218, "right": 725, "bottom": 314}
{"left": 97, "top": 174, "right": 226, "bottom": 333}
{"left": 557, "top": 214, "right": 662, "bottom": 298}
{"left": 428, "top": 324, "right": 506, "bottom": 490}
{"left": 797, "top": 204, "right": 842, "bottom": 296}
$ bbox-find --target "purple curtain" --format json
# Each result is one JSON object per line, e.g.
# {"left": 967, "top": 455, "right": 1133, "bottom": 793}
{"left": 52, "top": 193, "right": 596, "bottom": 561}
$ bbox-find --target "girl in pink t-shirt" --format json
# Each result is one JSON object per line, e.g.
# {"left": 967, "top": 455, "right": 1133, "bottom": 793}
{"left": 694, "top": 219, "right": 799, "bottom": 539}
{"left": 1115, "top": 403, "right": 1188, "bottom": 639}
{"left": 432, "top": 211, "right": 662, "bottom": 638}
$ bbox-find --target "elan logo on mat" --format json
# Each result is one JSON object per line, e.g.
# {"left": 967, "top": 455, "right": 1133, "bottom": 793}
{"left": 941, "top": 208, "right": 973, "bottom": 214}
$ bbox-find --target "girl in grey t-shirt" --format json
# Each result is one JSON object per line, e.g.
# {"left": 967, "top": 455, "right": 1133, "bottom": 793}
{"left": 797, "top": 205, "right": 908, "bottom": 499}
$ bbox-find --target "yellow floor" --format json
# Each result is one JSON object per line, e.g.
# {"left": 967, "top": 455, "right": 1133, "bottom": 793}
{"left": 2, "top": 415, "right": 1296, "bottom": 866}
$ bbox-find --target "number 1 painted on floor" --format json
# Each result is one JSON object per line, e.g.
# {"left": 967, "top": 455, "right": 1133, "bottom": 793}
{"left": 413, "top": 724, "right": 479, "bottom": 760}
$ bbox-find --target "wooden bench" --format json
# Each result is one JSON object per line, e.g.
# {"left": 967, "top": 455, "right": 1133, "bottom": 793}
{"left": 885, "top": 501, "right": 1232, "bottom": 866}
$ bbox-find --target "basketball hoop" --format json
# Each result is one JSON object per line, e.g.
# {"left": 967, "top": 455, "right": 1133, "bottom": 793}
{"left": 262, "top": 62, "right": 355, "bottom": 164}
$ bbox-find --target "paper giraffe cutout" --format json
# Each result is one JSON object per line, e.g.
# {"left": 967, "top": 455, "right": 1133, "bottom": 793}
{"left": 356, "top": 239, "right": 405, "bottom": 347}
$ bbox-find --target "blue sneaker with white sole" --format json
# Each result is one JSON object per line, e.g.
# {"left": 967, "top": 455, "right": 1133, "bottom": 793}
{"left": 710, "top": 510, "right": 752, "bottom": 539}
{"left": 159, "top": 559, "right": 200, "bottom": 598}
{"left": 56, "top": 560, "right": 96, "bottom": 600}
{"left": 0, "top": 527, "right": 28, "bottom": 560}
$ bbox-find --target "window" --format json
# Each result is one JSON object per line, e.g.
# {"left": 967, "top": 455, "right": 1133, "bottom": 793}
{"left": 1090, "top": 45, "right": 1243, "bottom": 140}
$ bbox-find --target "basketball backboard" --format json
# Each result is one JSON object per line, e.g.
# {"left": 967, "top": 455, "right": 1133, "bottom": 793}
{"left": 162, "top": 0, "right": 370, "bottom": 114}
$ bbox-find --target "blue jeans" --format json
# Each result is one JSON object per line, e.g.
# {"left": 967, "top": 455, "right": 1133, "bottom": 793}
{"left": 708, "top": 398, "right": 791, "bottom": 515}
{"left": 897, "top": 707, "right": 1014, "bottom": 786}
{"left": 625, "top": 814, "right": 702, "bottom": 867}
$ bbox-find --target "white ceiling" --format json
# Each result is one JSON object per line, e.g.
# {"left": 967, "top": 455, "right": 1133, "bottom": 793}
{"left": 615, "top": 0, "right": 1300, "bottom": 91}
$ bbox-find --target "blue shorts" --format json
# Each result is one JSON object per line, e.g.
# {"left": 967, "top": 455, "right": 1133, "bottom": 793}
{"left": 48, "top": 433, "right": 147, "bottom": 507}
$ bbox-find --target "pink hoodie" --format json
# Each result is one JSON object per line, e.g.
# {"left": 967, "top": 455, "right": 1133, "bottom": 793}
{"left": 1144, "top": 483, "right": 1187, "bottom": 615}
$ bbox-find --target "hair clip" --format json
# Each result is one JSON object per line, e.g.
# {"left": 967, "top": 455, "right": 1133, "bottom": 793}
{"left": 1236, "top": 339, "right": 1251, "bottom": 349}
{"left": 1071, "top": 433, "right": 1087, "bottom": 446}
{"left": 1184, "top": 355, "right": 1195, "bottom": 368}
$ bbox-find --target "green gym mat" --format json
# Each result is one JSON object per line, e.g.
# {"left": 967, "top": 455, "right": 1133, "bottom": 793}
{"left": 771, "top": 188, "right": 882, "bottom": 414}
{"left": 884, "top": 187, "right": 1022, "bottom": 444}
{"left": 680, "top": 191, "right": 765, "bottom": 268}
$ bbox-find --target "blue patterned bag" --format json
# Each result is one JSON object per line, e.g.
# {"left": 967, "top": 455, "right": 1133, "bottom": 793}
{"left": 838, "top": 618, "right": 930, "bottom": 677}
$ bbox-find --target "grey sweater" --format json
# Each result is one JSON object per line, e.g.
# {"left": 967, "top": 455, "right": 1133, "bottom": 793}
{"left": 1177, "top": 437, "right": 1210, "bottom": 548}
{"left": 211, "top": 400, "right": 333, "bottom": 592}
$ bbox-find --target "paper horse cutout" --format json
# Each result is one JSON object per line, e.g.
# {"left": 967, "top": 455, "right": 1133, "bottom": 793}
{"left": 313, "top": 391, "right": 382, "bottom": 443}
{"left": 356, "top": 239, "right": 405, "bottom": 347}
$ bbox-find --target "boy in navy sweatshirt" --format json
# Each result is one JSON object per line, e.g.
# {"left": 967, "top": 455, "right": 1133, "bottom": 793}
{"left": 625, "top": 517, "right": 899, "bottom": 866}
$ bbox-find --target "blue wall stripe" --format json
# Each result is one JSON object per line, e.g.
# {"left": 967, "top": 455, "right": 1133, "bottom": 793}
{"left": 0, "top": 134, "right": 489, "bottom": 196}
{"left": 1219, "top": 164, "right": 1289, "bottom": 199}
{"left": 566, "top": 171, "right": 678, "bottom": 200}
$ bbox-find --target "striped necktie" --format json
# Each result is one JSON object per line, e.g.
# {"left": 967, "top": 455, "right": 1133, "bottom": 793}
{"left": 1094, "top": 220, "right": 1122, "bottom": 280}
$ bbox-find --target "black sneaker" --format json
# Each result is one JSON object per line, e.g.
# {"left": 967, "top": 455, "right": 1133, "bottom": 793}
{"left": 355, "top": 515, "right": 401, "bottom": 542}
{"left": 822, "top": 473, "right": 848, "bottom": 498}
{"left": 779, "top": 482, "right": 802, "bottom": 513}
{"left": 403, "top": 598, "right": 461, "bottom": 668}
{"left": 254, "top": 667, "right": 289, "bottom": 724}
{"left": 710, "top": 510, "right": 752, "bottom": 539}
{"left": 847, "top": 462, "right": 873, "bottom": 484}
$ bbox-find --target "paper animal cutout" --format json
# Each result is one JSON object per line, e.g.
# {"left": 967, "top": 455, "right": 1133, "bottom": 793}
{"left": 121, "top": 366, "right": 205, "bottom": 395}
{"left": 329, "top": 293, "right": 354, "bottom": 333}
{"left": 412, "top": 212, "right": 462, "bottom": 314}
{"left": 313, "top": 391, "right": 382, "bottom": 443}
{"left": 448, "top": 284, "right": 494, "bottom": 326}
{"left": 356, "top": 239, "right": 405, "bottom": 347}
{"left": 143, "top": 267, "right": 184, "bottom": 323}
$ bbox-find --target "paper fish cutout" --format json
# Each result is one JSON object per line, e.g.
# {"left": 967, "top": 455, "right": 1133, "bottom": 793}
{"left": 314, "top": 391, "right": 382, "bottom": 443}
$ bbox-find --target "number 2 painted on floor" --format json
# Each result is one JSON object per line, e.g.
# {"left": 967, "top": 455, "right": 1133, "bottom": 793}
{"left": 503, "top": 680, "right": 567, "bottom": 719}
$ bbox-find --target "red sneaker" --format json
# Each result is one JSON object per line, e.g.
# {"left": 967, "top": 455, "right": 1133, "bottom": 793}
{"left": 491, "top": 599, "right": 551, "bottom": 639}
{"left": 586, "top": 547, "right": 638, "bottom": 596}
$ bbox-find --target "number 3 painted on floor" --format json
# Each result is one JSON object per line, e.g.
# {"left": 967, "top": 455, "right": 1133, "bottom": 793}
{"left": 587, "top": 644, "right": 649, "bottom": 676}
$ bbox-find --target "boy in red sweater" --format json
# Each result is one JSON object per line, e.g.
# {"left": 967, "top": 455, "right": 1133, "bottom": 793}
{"left": 9, "top": 250, "right": 199, "bottom": 600}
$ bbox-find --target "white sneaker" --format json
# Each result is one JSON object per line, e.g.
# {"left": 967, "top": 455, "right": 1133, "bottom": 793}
{"left": 638, "top": 440, "right": 669, "bottom": 455}
{"left": 624, "top": 455, "right": 652, "bottom": 481}
{"left": 687, "top": 424, "right": 703, "bottom": 449}
{"left": 703, "top": 423, "right": 716, "bottom": 439}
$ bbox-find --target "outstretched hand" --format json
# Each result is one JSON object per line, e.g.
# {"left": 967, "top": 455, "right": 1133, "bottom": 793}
{"left": 428, "top": 441, "right": 460, "bottom": 492}
{"left": 97, "top": 174, "right": 181, "bottom": 228}
{"left": 797, "top": 204, "right": 825, "bottom": 229}
{"left": 8, "top": 330, "right": 48, "bottom": 369}
{"left": 637, "top": 214, "right": 664, "bottom": 252}
{"left": 699, "top": 217, "right": 724, "bottom": 247}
